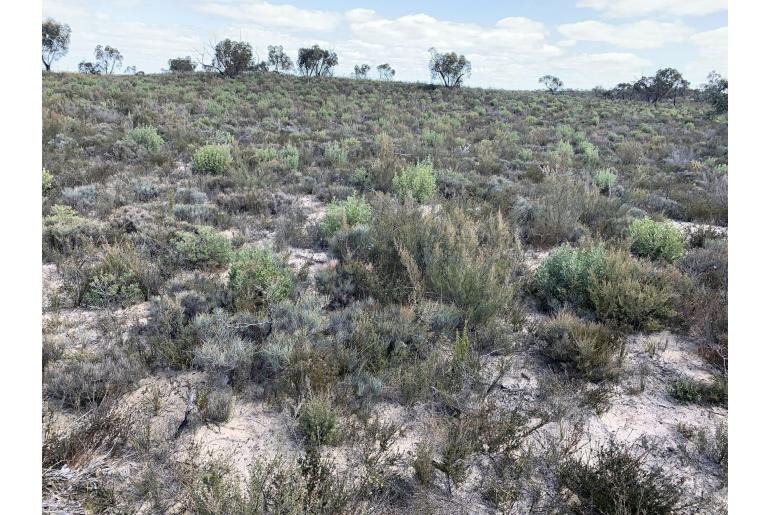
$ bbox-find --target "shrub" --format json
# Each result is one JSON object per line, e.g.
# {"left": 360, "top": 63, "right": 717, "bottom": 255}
{"left": 42, "top": 205, "right": 103, "bottom": 260}
{"left": 594, "top": 168, "right": 618, "bottom": 194}
{"left": 194, "top": 309, "right": 254, "bottom": 386}
{"left": 668, "top": 375, "right": 727, "bottom": 406}
{"left": 128, "top": 125, "right": 163, "bottom": 152}
{"left": 42, "top": 168, "right": 54, "bottom": 195}
{"left": 192, "top": 144, "right": 233, "bottom": 174}
{"left": 280, "top": 144, "right": 300, "bottom": 170}
{"left": 298, "top": 395, "right": 338, "bottom": 446}
{"left": 324, "top": 142, "right": 347, "bottom": 167}
{"left": 558, "top": 441, "right": 685, "bottom": 514}
{"left": 82, "top": 245, "right": 152, "bottom": 308}
{"left": 319, "top": 195, "right": 371, "bottom": 238}
{"left": 548, "top": 140, "right": 574, "bottom": 169}
{"left": 535, "top": 244, "right": 683, "bottom": 331}
{"left": 537, "top": 312, "right": 625, "bottom": 381}
{"left": 173, "top": 226, "right": 233, "bottom": 268}
{"left": 45, "top": 346, "right": 144, "bottom": 409}
{"left": 627, "top": 218, "right": 685, "bottom": 263}
{"left": 616, "top": 140, "right": 644, "bottom": 165}
{"left": 229, "top": 247, "right": 294, "bottom": 312}
{"left": 196, "top": 386, "right": 234, "bottom": 423}
{"left": 392, "top": 160, "right": 437, "bottom": 203}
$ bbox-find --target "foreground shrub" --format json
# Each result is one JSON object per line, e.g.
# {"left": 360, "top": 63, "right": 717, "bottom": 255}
{"left": 558, "top": 442, "right": 685, "bottom": 514}
{"left": 535, "top": 244, "right": 684, "bottom": 331}
{"left": 45, "top": 346, "right": 144, "bottom": 409}
{"left": 196, "top": 386, "right": 234, "bottom": 423}
{"left": 628, "top": 218, "right": 685, "bottom": 263}
{"left": 594, "top": 168, "right": 618, "bottom": 194}
{"left": 537, "top": 312, "right": 625, "bottom": 381}
{"left": 229, "top": 247, "right": 294, "bottom": 312}
{"left": 392, "top": 160, "right": 437, "bottom": 203}
{"left": 173, "top": 226, "right": 233, "bottom": 268}
{"left": 668, "top": 375, "right": 727, "bottom": 406}
{"left": 280, "top": 144, "right": 300, "bottom": 170}
{"left": 192, "top": 144, "right": 233, "bottom": 174}
{"left": 324, "top": 141, "right": 347, "bottom": 167}
{"left": 42, "top": 168, "right": 54, "bottom": 195}
{"left": 42, "top": 205, "right": 104, "bottom": 261}
{"left": 194, "top": 309, "right": 253, "bottom": 386}
{"left": 128, "top": 125, "right": 163, "bottom": 152}
{"left": 82, "top": 244, "right": 154, "bottom": 308}
{"left": 319, "top": 195, "right": 371, "bottom": 238}
{"left": 298, "top": 395, "right": 339, "bottom": 446}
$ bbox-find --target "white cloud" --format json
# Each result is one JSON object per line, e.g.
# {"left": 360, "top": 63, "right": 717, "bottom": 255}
{"left": 577, "top": 0, "right": 727, "bottom": 18}
{"left": 686, "top": 26, "right": 728, "bottom": 80}
{"left": 194, "top": 1, "right": 341, "bottom": 32}
{"left": 558, "top": 20, "right": 695, "bottom": 49}
{"left": 549, "top": 52, "right": 652, "bottom": 88}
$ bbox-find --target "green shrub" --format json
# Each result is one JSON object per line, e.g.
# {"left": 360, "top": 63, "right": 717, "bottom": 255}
{"left": 668, "top": 375, "right": 727, "bottom": 406}
{"left": 578, "top": 141, "right": 600, "bottom": 162}
{"left": 628, "top": 218, "right": 685, "bottom": 263}
{"left": 319, "top": 195, "right": 371, "bottom": 238}
{"left": 392, "top": 160, "right": 437, "bottom": 203}
{"left": 537, "top": 312, "right": 625, "bottom": 381}
{"left": 594, "top": 168, "right": 618, "bottom": 194}
{"left": 280, "top": 144, "right": 300, "bottom": 170}
{"left": 229, "top": 247, "right": 294, "bottom": 312}
{"left": 42, "top": 168, "right": 54, "bottom": 195}
{"left": 298, "top": 395, "right": 338, "bottom": 446}
{"left": 324, "top": 142, "right": 347, "bottom": 167}
{"left": 558, "top": 441, "right": 685, "bottom": 514}
{"left": 128, "top": 125, "right": 164, "bottom": 152}
{"left": 173, "top": 226, "right": 233, "bottom": 268}
{"left": 548, "top": 140, "right": 574, "bottom": 168}
{"left": 536, "top": 244, "right": 683, "bottom": 331}
{"left": 192, "top": 144, "right": 233, "bottom": 174}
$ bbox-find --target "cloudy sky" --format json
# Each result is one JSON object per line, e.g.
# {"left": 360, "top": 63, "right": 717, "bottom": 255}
{"left": 42, "top": 0, "right": 727, "bottom": 89}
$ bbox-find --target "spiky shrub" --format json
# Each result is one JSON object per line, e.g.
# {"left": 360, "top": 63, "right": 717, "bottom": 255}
{"left": 538, "top": 312, "right": 625, "bottom": 381}
{"left": 319, "top": 195, "right": 371, "bottom": 238}
{"left": 173, "top": 226, "right": 233, "bottom": 268}
{"left": 627, "top": 218, "right": 685, "bottom": 263}
{"left": 192, "top": 144, "right": 233, "bottom": 174}
{"left": 298, "top": 395, "right": 338, "bottom": 446}
{"left": 594, "top": 168, "right": 618, "bottom": 194}
{"left": 558, "top": 442, "right": 685, "bottom": 514}
{"left": 668, "top": 375, "right": 727, "bottom": 406}
{"left": 392, "top": 160, "right": 437, "bottom": 203}
{"left": 128, "top": 125, "right": 164, "bottom": 152}
{"left": 229, "top": 247, "right": 294, "bottom": 312}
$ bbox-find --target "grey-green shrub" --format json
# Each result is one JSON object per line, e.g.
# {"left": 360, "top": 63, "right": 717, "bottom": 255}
{"left": 173, "top": 226, "right": 233, "bottom": 268}
{"left": 392, "top": 160, "right": 437, "bottom": 203}
{"left": 192, "top": 144, "right": 233, "bottom": 174}
{"left": 229, "top": 247, "right": 294, "bottom": 312}
{"left": 627, "top": 218, "right": 685, "bottom": 263}
{"left": 298, "top": 395, "right": 338, "bottom": 446}
{"left": 129, "top": 125, "right": 164, "bottom": 152}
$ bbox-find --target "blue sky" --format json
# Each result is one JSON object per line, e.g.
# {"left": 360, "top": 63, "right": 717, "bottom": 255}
{"left": 42, "top": 0, "right": 727, "bottom": 89}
